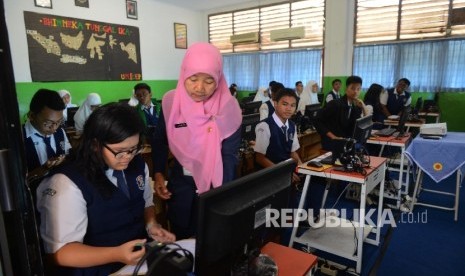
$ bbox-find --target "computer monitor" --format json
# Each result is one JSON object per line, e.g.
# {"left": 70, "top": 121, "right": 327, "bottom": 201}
{"left": 195, "top": 159, "right": 295, "bottom": 276}
{"left": 66, "top": 106, "right": 79, "bottom": 128}
{"left": 118, "top": 98, "right": 130, "bottom": 103}
{"left": 241, "top": 113, "right": 260, "bottom": 142}
{"left": 300, "top": 104, "right": 320, "bottom": 131}
{"left": 241, "top": 95, "right": 255, "bottom": 105}
{"left": 352, "top": 114, "right": 373, "bottom": 145}
{"left": 242, "top": 101, "right": 262, "bottom": 115}
{"left": 413, "top": 97, "right": 423, "bottom": 115}
{"left": 396, "top": 106, "right": 411, "bottom": 137}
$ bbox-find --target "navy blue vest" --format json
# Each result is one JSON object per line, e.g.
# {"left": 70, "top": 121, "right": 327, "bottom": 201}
{"left": 263, "top": 116, "right": 296, "bottom": 164}
{"left": 326, "top": 91, "right": 339, "bottom": 103}
{"left": 265, "top": 100, "right": 275, "bottom": 118}
{"left": 23, "top": 126, "right": 66, "bottom": 172}
{"left": 387, "top": 88, "right": 410, "bottom": 115}
{"left": 51, "top": 155, "right": 147, "bottom": 275}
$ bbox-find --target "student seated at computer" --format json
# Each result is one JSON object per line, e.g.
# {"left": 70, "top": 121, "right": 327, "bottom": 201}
{"left": 364, "top": 83, "right": 386, "bottom": 129}
{"left": 23, "top": 89, "right": 71, "bottom": 180}
{"left": 259, "top": 82, "right": 284, "bottom": 120}
{"left": 315, "top": 76, "right": 367, "bottom": 152}
{"left": 380, "top": 78, "right": 412, "bottom": 118}
{"left": 253, "top": 87, "right": 270, "bottom": 103}
{"left": 74, "top": 92, "right": 101, "bottom": 135}
{"left": 296, "top": 80, "right": 320, "bottom": 115}
{"left": 57, "top": 89, "right": 77, "bottom": 123}
{"left": 253, "top": 88, "right": 302, "bottom": 184}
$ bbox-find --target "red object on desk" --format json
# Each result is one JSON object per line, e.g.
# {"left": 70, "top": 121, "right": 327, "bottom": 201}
{"left": 261, "top": 242, "right": 317, "bottom": 276}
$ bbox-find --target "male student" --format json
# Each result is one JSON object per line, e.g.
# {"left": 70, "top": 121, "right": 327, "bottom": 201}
{"left": 380, "top": 78, "right": 412, "bottom": 118}
{"left": 315, "top": 76, "right": 367, "bottom": 151}
{"left": 23, "top": 89, "right": 71, "bottom": 178}
{"left": 254, "top": 88, "right": 302, "bottom": 183}
{"left": 134, "top": 82, "right": 159, "bottom": 139}
{"left": 325, "top": 78, "right": 342, "bottom": 104}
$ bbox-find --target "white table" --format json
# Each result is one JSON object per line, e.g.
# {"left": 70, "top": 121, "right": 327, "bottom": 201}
{"left": 289, "top": 155, "right": 386, "bottom": 273}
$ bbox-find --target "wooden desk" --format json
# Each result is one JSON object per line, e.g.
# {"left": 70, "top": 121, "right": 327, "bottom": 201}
{"left": 290, "top": 155, "right": 386, "bottom": 273}
{"left": 297, "top": 130, "right": 321, "bottom": 161}
{"left": 261, "top": 242, "right": 318, "bottom": 276}
{"left": 418, "top": 111, "right": 440, "bottom": 123}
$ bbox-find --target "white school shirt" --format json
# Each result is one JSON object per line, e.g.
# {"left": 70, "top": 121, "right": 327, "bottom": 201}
{"left": 36, "top": 164, "right": 153, "bottom": 253}
{"left": 254, "top": 112, "right": 300, "bottom": 155}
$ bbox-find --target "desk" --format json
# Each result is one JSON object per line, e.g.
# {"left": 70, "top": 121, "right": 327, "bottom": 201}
{"left": 418, "top": 111, "right": 440, "bottom": 123}
{"left": 367, "top": 133, "right": 412, "bottom": 208}
{"left": 405, "top": 132, "right": 465, "bottom": 221}
{"left": 261, "top": 242, "right": 318, "bottom": 276}
{"left": 384, "top": 118, "right": 425, "bottom": 133}
{"left": 289, "top": 156, "right": 386, "bottom": 273}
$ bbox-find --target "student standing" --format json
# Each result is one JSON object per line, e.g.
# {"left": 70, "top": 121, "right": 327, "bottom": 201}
{"left": 37, "top": 103, "right": 174, "bottom": 275}
{"left": 153, "top": 42, "right": 242, "bottom": 239}
{"left": 133, "top": 82, "right": 159, "bottom": 139}
{"left": 23, "top": 89, "right": 71, "bottom": 178}
{"left": 315, "top": 76, "right": 367, "bottom": 151}
{"left": 254, "top": 88, "right": 302, "bottom": 183}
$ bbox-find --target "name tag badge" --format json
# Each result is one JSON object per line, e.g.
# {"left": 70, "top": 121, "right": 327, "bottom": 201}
{"left": 175, "top": 123, "right": 187, "bottom": 128}
{"left": 183, "top": 167, "right": 193, "bottom": 176}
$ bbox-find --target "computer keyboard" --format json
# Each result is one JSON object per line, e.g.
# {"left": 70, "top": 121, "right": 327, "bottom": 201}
{"left": 376, "top": 128, "right": 396, "bottom": 137}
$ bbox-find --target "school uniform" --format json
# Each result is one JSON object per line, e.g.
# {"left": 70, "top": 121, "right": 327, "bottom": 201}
{"left": 253, "top": 112, "right": 300, "bottom": 164}
{"left": 36, "top": 155, "right": 153, "bottom": 276}
{"left": 23, "top": 121, "right": 71, "bottom": 172}
{"left": 383, "top": 88, "right": 412, "bottom": 115}
{"left": 315, "top": 95, "right": 363, "bottom": 151}
{"left": 325, "top": 90, "right": 341, "bottom": 104}
{"left": 152, "top": 108, "right": 241, "bottom": 239}
{"left": 259, "top": 100, "right": 276, "bottom": 120}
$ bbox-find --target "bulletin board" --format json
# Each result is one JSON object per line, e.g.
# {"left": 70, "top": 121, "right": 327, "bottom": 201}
{"left": 24, "top": 11, "right": 142, "bottom": 81}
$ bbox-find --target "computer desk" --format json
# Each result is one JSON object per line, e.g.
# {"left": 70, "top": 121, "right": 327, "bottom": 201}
{"left": 367, "top": 133, "right": 413, "bottom": 209}
{"left": 405, "top": 132, "right": 465, "bottom": 221}
{"left": 261, "top": 242, "right": 318, "bottom": 276}
{"left": 289, "top": 155, "right": 386, "bottom": 273}
{"left": 383, "top": 118, "right": 425, "bottom": 133}
{"left": 418, "top": 111, "right": 440, "bottom": 123}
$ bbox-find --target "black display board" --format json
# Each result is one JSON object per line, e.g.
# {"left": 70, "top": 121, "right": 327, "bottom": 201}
{"left": 24, "top": 11, "right": 142, "bottom": 81}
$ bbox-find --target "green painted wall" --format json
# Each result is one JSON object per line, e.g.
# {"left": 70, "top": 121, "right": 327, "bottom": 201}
{"left": 15, "top": 80, "right": 178, "bottom": 121}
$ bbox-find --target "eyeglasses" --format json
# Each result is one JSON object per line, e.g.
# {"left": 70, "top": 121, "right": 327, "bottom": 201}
{"left": 43, "top": 119, "right": 64, "bottom": 128}
{"left": 103, "top": 144, "right": 144, "bottom": 159}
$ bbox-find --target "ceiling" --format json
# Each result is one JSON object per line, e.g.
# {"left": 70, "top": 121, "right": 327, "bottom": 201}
{"left": 153, "top": 0, "right": 254, "bottom": 11}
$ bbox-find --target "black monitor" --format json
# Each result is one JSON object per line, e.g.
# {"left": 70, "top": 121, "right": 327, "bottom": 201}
{"left": 241, "top": 95, "right": 255, "bottom": 105}
{"left": 118, "top": 98, "right": 130, "bottom": 103}
{"left": 300, "top": 103, "right": 320, "bottom": 131}
{"left": 195, "top": 159, "right": 295, "bottom": 276}
{"left": 241, "top": 113, "right": 260, "bottom": 142}
{"left": 352, "top": 114, "right": 373, "bottom": 144}
{"left": 423, "top": 99, "right": 437, "bottom": 112}
{"left": 413, "top": 97, "right": 423, "bottom": 115}
{"left": 397, "top": 106, "right": 411, "bottom": 137}
{"left": 66, "top": 106, "right": 79, "bottom": 128}
{"left": 242, "top": 101, "right": 262, "bottom": 115}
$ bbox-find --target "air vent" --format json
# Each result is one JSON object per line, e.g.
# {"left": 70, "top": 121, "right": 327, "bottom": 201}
{"left": 230, "top": 32, "right": 259, "bottom": 44}
{"left": 270, "top": 27, "right": 305, "bottom": 41}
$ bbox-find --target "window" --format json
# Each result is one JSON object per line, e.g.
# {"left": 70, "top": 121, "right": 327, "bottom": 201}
{"left": 208, "top": 0, "right": 325, "bottom": 53}
{"left": 356, "top": 0, "right": 465, "bottom": 43}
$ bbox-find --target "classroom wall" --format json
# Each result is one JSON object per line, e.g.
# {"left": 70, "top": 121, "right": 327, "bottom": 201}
{"left": 4, "top": 0, "right": 205, "bottom": 119}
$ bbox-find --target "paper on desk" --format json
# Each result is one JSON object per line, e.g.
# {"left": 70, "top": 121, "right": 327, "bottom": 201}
{"left": 109, "top": 239, "right": 196, "bottom": 276}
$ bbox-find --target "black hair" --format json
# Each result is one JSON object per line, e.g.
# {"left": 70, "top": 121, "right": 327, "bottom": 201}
{"left": 364, "top": 83, "right": 384, "bottom": 107}
{"left": 270, "top": 82, "right": 284, "bottom": 94}
{"left": 295, "top": 81, "right": 303, "bottom": 86}
{"left": 29, "top": 89, "right": 65, "bottom": 114}
{"left": 346, "top": 75, "right": 363, "bottom": 87}
{"left": 398, "top": 78, "right": 411, "bottom": 87}
{"left": 72, "top": 103, "right": 145, "bottom": 196}
{"left": 274, "top": 88, "right": 298, "bottom": 103}
{"left": 230, "top": 83, "right": 237, "bottom": 88}
{"left": 269, "top": 80, "right": 277, "bottom": 87}
{"left": 134, "top": 82, "right": 151, "bottom": 93}
{"left": 332, "top": 79, "right": 342, "bottom": 85}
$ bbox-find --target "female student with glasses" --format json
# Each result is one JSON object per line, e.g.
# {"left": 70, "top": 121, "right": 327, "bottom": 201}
{"left": 36, "top": 103, "right": 174, "bottom": 275}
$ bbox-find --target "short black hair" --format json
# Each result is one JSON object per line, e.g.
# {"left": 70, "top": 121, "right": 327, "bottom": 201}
{"left": 295, "top": 81, "right": 303, "bottom": 86}
{"left": 274, "top": 88, "right": 298, "bottom": 103}
{"left": 332, "top": 79, "right": 342, "bottom": 85}
{"left": 29, "top": 89, "right": 65, "bottom": 114}
{"left": 269, "top": 80, "right": 277, "bottom": 87}
{"left": 134, "top": 83, "right": 151, "bottom": 93}
{"left": 398, "top": 78, "right": 411, "bottom": 87}
{"left": 270, "top": 82, "right": 285, "bottom": 96}
{"left": 346, "top": 75, "right": 363, "bottom": 87}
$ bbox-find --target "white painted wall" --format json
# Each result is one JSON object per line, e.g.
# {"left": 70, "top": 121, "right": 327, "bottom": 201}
{"left": 4, "top": 0, "right": 205, "bottom": 82}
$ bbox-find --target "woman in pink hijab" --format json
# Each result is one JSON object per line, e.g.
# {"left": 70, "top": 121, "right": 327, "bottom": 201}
{"left": 152, "top": 42, "right": 242, "bottom": 239}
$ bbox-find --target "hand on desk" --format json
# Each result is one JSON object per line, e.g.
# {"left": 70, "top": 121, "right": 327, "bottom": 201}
{"left": 147, "top": 223, "right": 176, "bottom": 243}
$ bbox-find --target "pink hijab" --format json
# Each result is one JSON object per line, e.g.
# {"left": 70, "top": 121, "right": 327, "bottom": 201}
{"left": 163, "top": 42, "right": 242, "bottom": 194}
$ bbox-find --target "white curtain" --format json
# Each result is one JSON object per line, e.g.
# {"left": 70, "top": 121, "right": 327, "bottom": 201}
{"left": 223, "top": 49, "right": 322, "bottom": 91}
{"left": 353, "top": 39, "right": 465, "bottom": 92}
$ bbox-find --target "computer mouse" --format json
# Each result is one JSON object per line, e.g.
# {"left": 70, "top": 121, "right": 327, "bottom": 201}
{"left": 307, "top": 160, "right": 323, "bottom": 168}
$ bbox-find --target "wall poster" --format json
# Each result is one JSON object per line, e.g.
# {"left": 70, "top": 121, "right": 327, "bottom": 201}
{"left": 24, "top": 11, "right": 142, "bottom": 81}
